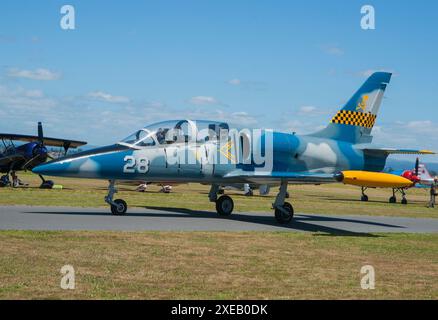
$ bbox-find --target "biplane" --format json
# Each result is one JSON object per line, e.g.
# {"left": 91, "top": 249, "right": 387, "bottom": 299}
{"left": 0, "top": 122, "right": 86, "bottom": 188}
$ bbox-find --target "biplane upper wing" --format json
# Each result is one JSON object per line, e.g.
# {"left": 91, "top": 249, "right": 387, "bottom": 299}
{"left": 0, "top": 133, "right": 87, "bottom": 148}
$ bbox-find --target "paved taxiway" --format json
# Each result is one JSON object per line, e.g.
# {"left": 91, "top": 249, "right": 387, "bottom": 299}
{"left": 1, "top": 205, "right": 437, "bottom": 234}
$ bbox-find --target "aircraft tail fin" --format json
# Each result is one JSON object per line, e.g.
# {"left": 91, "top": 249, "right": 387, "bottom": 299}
{"left": 309, "top": 72, "right": 392, "bottom": 144}
{"left": 418, "top": 163, "right": 433, "bottom": 181}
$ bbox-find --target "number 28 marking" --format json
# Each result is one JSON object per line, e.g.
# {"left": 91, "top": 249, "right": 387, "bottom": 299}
{"left": 123, "top": 156, "right": 149, "bottom": 174}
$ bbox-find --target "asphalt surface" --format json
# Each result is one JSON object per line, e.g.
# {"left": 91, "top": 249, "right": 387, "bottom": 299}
{"left": 1, "top": 205, "right": 438, "bottom": 234}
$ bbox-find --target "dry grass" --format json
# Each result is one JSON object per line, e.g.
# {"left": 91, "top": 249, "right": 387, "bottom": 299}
{"left": 0, "top": 172, "right": 437, "bottom": 218}
{"left": 0, "top": 230, "right": 437, "bottom": 299}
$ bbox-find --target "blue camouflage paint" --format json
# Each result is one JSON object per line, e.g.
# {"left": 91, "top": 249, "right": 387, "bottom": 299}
{"left": 33, "top": 72, "right": 411, "bottom": 184}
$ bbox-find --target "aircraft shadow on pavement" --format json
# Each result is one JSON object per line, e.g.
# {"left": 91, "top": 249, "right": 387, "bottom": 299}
{"left": 26, "top": 206, "right": 406, "bottom": 237}
{"left": 142, "top": 206, "right": 397, "bottom": 237}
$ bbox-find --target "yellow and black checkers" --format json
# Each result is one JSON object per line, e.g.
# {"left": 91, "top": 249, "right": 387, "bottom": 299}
{"left": 331, "top": 110, "right": 376, "bottom": 128}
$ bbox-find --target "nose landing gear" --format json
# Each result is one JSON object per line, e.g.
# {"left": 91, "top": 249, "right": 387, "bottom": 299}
{"left": 105, "top": 180, "right": 128, "bottom": 215}
{"left": 209, "top": 184, "right": 234, "bottom": 216}
{"left": 216, "top": 195, "right": 234, "bottom": 216}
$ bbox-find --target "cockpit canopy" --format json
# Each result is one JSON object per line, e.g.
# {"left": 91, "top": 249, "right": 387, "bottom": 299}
{"left": 119, "top": 120, "right": 231, "bottom": 148}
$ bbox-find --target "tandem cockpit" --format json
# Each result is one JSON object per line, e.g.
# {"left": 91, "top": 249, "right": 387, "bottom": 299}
{"left": 118, "top": 120, "right": 231, "bottom": 149}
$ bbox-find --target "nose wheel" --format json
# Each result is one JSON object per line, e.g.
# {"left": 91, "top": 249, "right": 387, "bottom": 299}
{"left": 105, "top": 180, "right": 128, "bottom": 215}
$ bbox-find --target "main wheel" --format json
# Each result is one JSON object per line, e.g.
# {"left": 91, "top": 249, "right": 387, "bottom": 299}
{"left": 361, "top": 195, "right": 369, "bottom": 202}
{"left": 111, "top": 199, "right": 128, "bottom": 215}
{"left": 275, "top": 202, "right": 294, "bottom": 224}
{"left": 401, "top": 198, "right": 408, "bottom": 205}
{"left": 216, "top": 195, "right": 234, "bottom": 216}
{"left": 0, "top": 175, "right": 10, "bottom": 187}
{"left": 389, "top": 196, "right": 396, "bottom": 204}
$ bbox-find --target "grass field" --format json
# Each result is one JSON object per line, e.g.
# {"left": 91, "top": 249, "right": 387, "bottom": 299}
{"left": 1, "top": 173, "right": 437, "bottom": 299}
{"left": 0, "top": 172, "right": 436, "bottom": 218}
{"left": 0, "top": 230, "right": 437, "bottom": 299}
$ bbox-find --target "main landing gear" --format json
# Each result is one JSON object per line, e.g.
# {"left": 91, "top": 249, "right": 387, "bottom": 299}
{"left": 389, "top": 188, "right": 408, "bottom": 205}
{"left": 360, "top": 187, "right": 369, "bottom": 202}
{"left": 105, "top": 180, "right": 128, "bottom": 215}
{"left": 272, "top": 180, "right": 294, "bottom": 224}
{"left": 208, "top": 181, "right": 294, "bottom": 224}
{"left": 38, "top": 174, "right": 54, "bottom": 189}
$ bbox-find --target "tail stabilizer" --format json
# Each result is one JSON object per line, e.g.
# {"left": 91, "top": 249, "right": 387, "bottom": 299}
{"left": 417, "top": 163, "right": 433, "bottom": 181}
{"left": 310, "top": 72, "right": 392, "bottom": 143}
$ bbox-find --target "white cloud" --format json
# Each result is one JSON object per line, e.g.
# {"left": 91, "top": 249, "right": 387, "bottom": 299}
{"left": 228, "top": 78, "right": 241, "bottom": 86}
{"left": 296, "top": 105, "right": 330, "bottom": 117}
{"left": 0, "top": 83, "right": 263, "bottom": 144}
{"left": 299, "top": 106, "right": 317, "bottom": 113}
{"left": 188, "top": 96, "right": 220, "bottom": 105}
{"left": 322, "top": 45, "right": 344, "bottom": 56}
{"left": 24, "top": 89, "right": 44, "bottom": 98}
{"left": 7, "top": 68, "right": 61, "bottom": 80}
{"left": 226, "top": 78, "right": 268, "bottom": 91}
{"left": 406, "top": 120, "right": 433, "bottom": 129}
{"left": 88, "top": 91, "right": 130, "bottom": 103}
{"left": 371, "top": 120, "right": 438, "bottom": 157}
{"left": 0, "top": 85, "right": 56, "bottom": 111}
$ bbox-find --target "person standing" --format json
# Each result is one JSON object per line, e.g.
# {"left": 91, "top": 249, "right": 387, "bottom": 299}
{"left": 429, "top": 179, "right": 438, "bottom": 208}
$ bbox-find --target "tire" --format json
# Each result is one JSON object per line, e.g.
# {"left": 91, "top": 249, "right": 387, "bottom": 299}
{"left": 275, "top": 202, "right": 294, "bottom": 224}
{"left": 0, "top": 175, "right": 10, "bottom": 187}
{"left": 216, "top": 195, "right": 234, "bottom": 216}
{"left": 361, "top": 195, "right": 369, "bottom": 202}
{"left": 40, "top": 180, "right": 54, "bottom": 189}
{"left": 401, "top": 198, "right": 408, "bottom": 205}
{"left": 111, "top": 199, "right": 128, "bottom": 215}
{"left": 389, "top": 196, "right": 396, "bottom": 204}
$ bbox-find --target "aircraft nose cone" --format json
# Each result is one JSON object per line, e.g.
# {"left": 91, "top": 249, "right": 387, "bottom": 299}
{"left": 32, "top": 160, "right": 71, "bottom": 176}
{"left": 32, "top": 153, "right": 104, "bottom": 178}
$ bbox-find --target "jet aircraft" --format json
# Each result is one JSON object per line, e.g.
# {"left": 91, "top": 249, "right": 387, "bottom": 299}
{"left": 0, "top": 122, "right": 87, "bottom": 188}
{"left": 33, "top": 72, "right": 434, "bottom": 223}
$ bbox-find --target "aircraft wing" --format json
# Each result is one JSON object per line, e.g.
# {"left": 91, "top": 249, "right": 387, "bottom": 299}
{"left": 358, "top": 147, "right": 435, "bottom": 155}
{"left": 0, "top": 153, "right": 25, "bottom": 166}
{"left": 223, "top": 170, "right": 337, "bottom": 184}
{"left": 0, "top": 133, "right": 87, "bottom": 148}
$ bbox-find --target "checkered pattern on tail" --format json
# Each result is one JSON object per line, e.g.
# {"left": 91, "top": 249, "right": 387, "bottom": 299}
{"left": 330, "top": 110, "right": 376, "bottom": 128}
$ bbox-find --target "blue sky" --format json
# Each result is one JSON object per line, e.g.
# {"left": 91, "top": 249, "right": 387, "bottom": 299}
{"left": 0, "top": 0, "right": 437, "bottom": 162}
